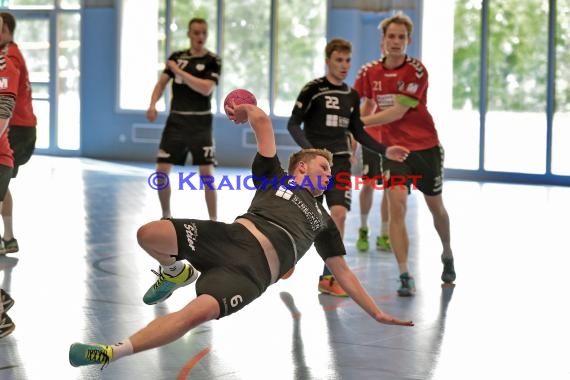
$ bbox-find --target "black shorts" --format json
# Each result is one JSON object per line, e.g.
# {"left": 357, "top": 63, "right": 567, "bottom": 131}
{"left": 8, "top": 126, "right": 36, "bottom": 178}
{"left": 318, "top": 154, "right": 351, "bottom": 210}
{"left": 0, "top": 165, "right": 13, "bottom": 199}
{"left": 169, "top": 219, "right": 271, "bottom": 318}
{"left": 383, "top": 145, "right": 445, "bottom": 196}
{"left": 361, "top": 146, "right": 384, "bottom": 185}
{"left": 157, "top": 113, "right": 217, "bottom": 166}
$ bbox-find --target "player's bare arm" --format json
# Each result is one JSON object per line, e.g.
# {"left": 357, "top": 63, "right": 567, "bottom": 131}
{"left": 361, "top": 102, "right": 409, "bottom": 126}
{"left": 226, "top": 104, "right": 276, "bottom": 158}
{"left": 166, "top": 60, "right": 215, "bottom": 96}
{"left": 325, "top": 256, "right": 414, "bottom": 327}
{"left": 146, "top": 73, "right": 170, "bottom": 122}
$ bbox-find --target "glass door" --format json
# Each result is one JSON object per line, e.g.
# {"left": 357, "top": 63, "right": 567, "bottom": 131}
{"left": 8, "top": 10, "right": 80, "bottom": 154}
{"left": 10, "top": 13, "right": 51, "bottom": 149}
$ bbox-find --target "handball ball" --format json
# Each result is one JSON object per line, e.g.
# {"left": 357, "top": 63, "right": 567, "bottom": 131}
{"left": 223, "top": 89, "right": 257, "bottom": 116}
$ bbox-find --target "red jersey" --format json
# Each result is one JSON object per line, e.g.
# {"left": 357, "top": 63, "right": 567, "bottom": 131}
{"left": 0, "top": 52, "right": 19, "bottom": 167}
{"left": 354, "top": 56, "right": 439, "bottom": 151}
{"left": 363, "top": 123, "right": 382, "bottom": 142}
{"left": 3, "top": 42, "right": 36, "bottom": 127}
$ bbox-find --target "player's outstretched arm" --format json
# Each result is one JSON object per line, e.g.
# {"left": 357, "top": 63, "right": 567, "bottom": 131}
{"left": 325, "top": 256, "right": 414, "bottom": 326}
{"left": 226, "top": 103, "right": 276, "bottom": 158}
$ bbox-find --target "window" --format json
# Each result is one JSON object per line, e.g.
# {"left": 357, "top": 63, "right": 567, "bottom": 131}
{"left": 273, "top": 0, "right": 327, "bottom": 116}
{"left": 221, "top": 0, "right": 271, "bottom": 112}
{"left": 552, "top": 0, "right": 570, "bottom": 175}
{"left": 424, "top": 0, "right": 569, "bottom": 178}
{"left": 118, "top": 0, "right": 160, "bottom": 111}
{"left": 484, "top": 0, "right": 549, "bottom": 174}
{"left": 118, "top": 0, "right": 326, "bottom": 115}
{"left": 57, "top": 12, "right": 81, "bottom": 149}
{"left": 0, "top": 0, "right": 53, "bottom": 8}
{"left": 424, "top": 0, "right": 481, "bottom": 170}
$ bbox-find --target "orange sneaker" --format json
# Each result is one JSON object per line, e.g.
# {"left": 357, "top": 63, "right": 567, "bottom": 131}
{"left": 318, "top": 275, "right": 348, "bottom": 297}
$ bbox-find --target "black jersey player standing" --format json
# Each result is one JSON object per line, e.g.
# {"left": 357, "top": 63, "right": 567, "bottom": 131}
{"left": 287, "top": 38, "right": 405, "bottom": 296}
{"left": 69, "top": 102, "right": 412, "bottom": 371}
{"left": 147, "top": 18, "right": 222, "bottom": 221}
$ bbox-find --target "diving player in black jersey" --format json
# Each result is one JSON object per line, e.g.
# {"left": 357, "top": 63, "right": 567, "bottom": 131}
{"left": 287, "top": 38, "right": 396, "bottom": 296}
{"left": 69, "top": 103, "right": 412, "bottom": 370}
{"left": 146, "top": 18, "right": 222, "bottom": 221}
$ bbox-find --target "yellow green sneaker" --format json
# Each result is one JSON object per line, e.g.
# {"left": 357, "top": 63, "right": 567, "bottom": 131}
{"left": 376, "top": 235, "right": 391, "bottom": 251}
{"left": 69, "top": 343, "right": 113, "bottom": 369}
{"left": 143, "top": 262, "right": 199, "bottom": 305}
{"left": 356, "top": 227, "right": 369, "bottom": 252}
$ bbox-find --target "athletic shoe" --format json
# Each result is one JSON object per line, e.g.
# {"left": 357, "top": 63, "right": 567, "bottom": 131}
{"left": 397, "top": 272, "right": 416, "bottom": 297}
{"left": 69, "top": 343, "right": 113, "bottom": 369}
{"left": 376, "top": 235, "right": 391, "bottom": 251}
{"left": 1, "top": 289, "right": 14, "bottom": 313}
{"left": 0, "top": 313, "right": 15, "bottom": 338}
{"left": 143, "top": 262, "right": 199, "bottom": 305}
{"left": 356, "top": 227, "right": 369, "bottom": 252}
{"left": 441, "top": 255, "right": 456, "bottom": 283}
{"left": 318, "top": 275, "right": 348, "bottom": 297}
{"left": 2, "top": 238, "right": 18, "bottom": 254}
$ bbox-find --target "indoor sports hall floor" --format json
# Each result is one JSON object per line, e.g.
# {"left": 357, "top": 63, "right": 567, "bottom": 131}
{"left": 0, "top": 155, "right": 569, "bottom": 380}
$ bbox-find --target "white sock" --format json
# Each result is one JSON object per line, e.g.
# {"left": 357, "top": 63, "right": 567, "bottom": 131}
{"left": 110, "top": 339, "right": 134, "bottom": 361}
{"left": 360, "top": 214, "right": 369, "bottom": 229}
{"left": 161, "top": 260, "right": 185, "bottom": 277}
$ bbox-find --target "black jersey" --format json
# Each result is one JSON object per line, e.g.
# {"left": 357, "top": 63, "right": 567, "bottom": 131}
{"left": 238, "top": 154, "right": 346, "bottom": 277}
{"left": 288, "top": 77, "right": 363, "bottom": 155}
{"left": 165, "top": 50, "right": 222, "bottom": 114}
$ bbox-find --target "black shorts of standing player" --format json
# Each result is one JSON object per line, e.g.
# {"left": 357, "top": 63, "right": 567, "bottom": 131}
{"left": 0, "top": 165, "right": 13, "bottom": 200}
{"left": 316, "top": 154, "right": 352, "bottom": 210}
{"left": 169, "top": 219, "right": 271, "bottom": 318}
{"left": 362, "top": 146, "right": 384, "bottom": 186}
{"left": 8, "top": 126, "right": 36, "bottom": 178}
{"left": 157, "top": 113, "right": 217, "bottom": 166}
{"left": 382, "top": 144, "right": 445, "bottom": 196}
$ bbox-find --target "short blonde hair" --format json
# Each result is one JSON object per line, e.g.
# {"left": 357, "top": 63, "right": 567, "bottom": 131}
{"left": 288, "top": 148, "right": 333, "bottom": 174}
{"left": 378, "top": 12, "right": 413, "bottom": 37}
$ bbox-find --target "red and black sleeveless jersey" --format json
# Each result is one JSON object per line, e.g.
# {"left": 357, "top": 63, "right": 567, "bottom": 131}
{"left": 238, "top": 154, "right": 346, "bottom": 277}
{"left": 164, "top": 49, "right": 222, "bottom": 113}
{"left": 4, "top": 42, "right": 36, "bottom": 127}
{"left": 289, "top": 77, "right": 361, "bottom": 155}
{"left": 354, "top": 56, "right": 439, "bottom": 151}
{"left": 0, "top": 52, "right": 19, "bottom": 167}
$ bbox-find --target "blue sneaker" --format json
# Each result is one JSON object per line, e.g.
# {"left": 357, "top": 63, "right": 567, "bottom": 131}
{"left": 143, "top": 262, "right": 199, "bottom": 305}
{"left": 441, "top": 255, "right": 456, "bottom": 283}
{"left": 69, "top": 343, "right": 113, "bottom": 369}
{"left": 397, "top": 272, "right": 416, "bottom": 297}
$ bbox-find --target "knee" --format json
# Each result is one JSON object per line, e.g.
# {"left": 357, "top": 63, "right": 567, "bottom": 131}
{"left": 389, "top": 200, "right": 407, "bottom": 221}
{"left": 137, "top": 222, "right": 156, "bottom": 249}
{"left": 361, "top": 183, "right": 374, "bottom": 196}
